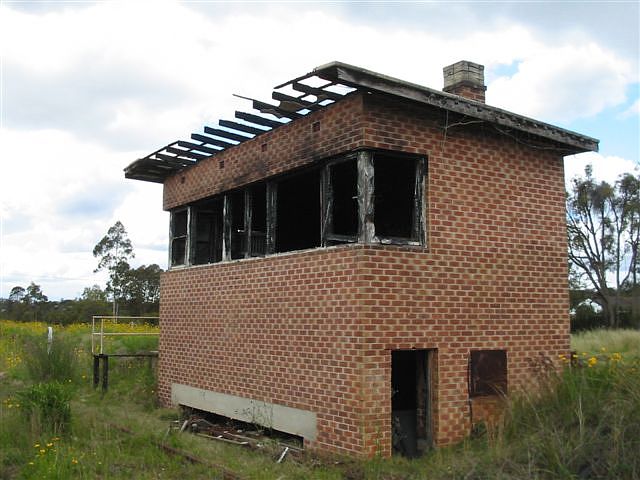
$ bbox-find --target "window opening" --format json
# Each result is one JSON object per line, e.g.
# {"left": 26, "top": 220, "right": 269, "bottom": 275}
{"left": 373, "top": 154, "right": 420, "bottom": 240}
{"left": 192, "top": 198, "right": 223, "bottom": 265}
{"left": 167, "top": 149, "right": 426, "bottom": 270}
{"left": 391, "top": 349, "right": 434, "bottom": 457}
{"left": 276, "top": 169, "right": 321, "bottom": 253}
{"left": 229, "top": 190, "right": 246, "bottom": 260}
{"left": 170, "top": 209, "right": 188, "bottom": 266}
{"left": 469, "top": 350, "right": 507, "bottom": 397}
{"left": 325, "top": 159, "right": 358, "bottom": 244}
{"left": 248, "top": 184, "right": 267, "bottom": 256}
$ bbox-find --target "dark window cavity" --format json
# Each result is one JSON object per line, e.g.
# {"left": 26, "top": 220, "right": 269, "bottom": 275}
{"left": 248, "top": 184, "right": 267, "bottom": 257}
{"left": 373, "top": 154, "right": 421, "bottom": 241}
{"left": 325, "top": 159, "right": 358, "bottom": 244}
{"left": 192, "top": 198, "right": 223, "bottom": 265}
{"left": 229, "top": 190, "right": 246, "bottom": 260}
{"left": 170, "top": 209, "right": 188, "bottom": 266}
{"left": 469, "top": 350, "right": 507, "bottom": 397}
{"left": 167, "top": 150, "right": 427, "bottom": 270}
{"left": 276, "top": 169, "right": 321, "bottom": 253}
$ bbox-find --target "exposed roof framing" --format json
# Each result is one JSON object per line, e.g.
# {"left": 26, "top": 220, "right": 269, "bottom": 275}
{"left": 125, "top": 74, "right": 353, "bottom": 183}
{"left": 310, "top": 62, "right": 599, "bottom": 153}
{"left": 125, "top": 61, "right": 598, "bottom": 183}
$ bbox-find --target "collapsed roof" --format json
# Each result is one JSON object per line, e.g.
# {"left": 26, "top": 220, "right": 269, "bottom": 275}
{"left": 124, "top": 61, "right": 599, "bottom": 184}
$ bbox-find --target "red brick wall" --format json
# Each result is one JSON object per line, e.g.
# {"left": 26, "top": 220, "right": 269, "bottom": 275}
{"left": 163, "top": 94, "right": 365, "bottom": 210}
{"left": 158, "top": 92, "right": 570, "bottom": 456}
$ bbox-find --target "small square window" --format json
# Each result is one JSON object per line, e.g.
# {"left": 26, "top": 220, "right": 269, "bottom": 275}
{"left": 469, "top": 350, "right": 507, "bottom": 397}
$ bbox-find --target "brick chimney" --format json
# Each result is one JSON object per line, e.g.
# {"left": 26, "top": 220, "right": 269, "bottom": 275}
{"left": 443, "top": 60, "right": 486, "bottom": 103}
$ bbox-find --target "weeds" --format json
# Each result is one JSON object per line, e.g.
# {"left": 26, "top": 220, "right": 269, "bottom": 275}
{"left": 1, "top": 321, "right": 639, "bottom": 479}
{"left": 21, "top": 335, "right": 80, "bottom": 384}
{"left": 16, "top": 382, "right": 73, "bottom": 436}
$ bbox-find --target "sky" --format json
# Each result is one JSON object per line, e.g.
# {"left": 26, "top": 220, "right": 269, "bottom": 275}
{"left": 0, "top": 1, "right": 639, "bottom": 300}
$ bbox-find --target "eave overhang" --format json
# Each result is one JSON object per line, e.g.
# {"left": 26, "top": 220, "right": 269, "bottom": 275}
{"left": 125, "top": 61, "right": 599, "bottom": 184}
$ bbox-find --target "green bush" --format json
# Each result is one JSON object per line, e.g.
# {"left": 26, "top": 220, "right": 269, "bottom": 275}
{"left": 21, "top": 334, "right": 79, "bottom": 384}
{"left": 16, "top": 382, "right": 72, "bottom": 436}
{"left": 499, "top": 355, "right": 640, "bottom": 478}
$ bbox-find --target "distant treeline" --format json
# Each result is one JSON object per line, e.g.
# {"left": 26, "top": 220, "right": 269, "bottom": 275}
{"left": 1, "top": 265, "right": 161, "bottom": 324}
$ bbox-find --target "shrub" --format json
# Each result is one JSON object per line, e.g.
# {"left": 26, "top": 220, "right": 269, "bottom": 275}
{"left": 16, "top": 382, "right": 72, "bottom": 436}
{"left": 21, "top": 334, "right": 79, "bottom": 384}
{"left": 501, "top": 354, "right": 640, "bottom": 478}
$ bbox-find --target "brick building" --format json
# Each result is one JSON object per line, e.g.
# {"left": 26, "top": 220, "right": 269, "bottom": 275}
{"left": 125, "top": 61, "right": 598, "bottom": 457}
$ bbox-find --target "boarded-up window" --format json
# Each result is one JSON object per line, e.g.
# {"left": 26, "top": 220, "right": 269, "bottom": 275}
{"left": 469, "top": 350, "right": 507, "bottom": 397}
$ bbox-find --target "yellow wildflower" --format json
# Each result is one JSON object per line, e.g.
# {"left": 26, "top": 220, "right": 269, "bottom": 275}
{"left": 588, "top": 356, "right": 597, "bottom": 367}
{"left": 71, "top": 458, "right": 78, "bottom": 464}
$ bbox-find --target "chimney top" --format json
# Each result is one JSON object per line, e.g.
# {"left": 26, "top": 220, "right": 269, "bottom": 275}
{"left": 443, "top": 60, "right": 486, "bottom": 103}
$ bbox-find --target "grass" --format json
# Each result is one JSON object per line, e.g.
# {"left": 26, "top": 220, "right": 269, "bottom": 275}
{"left": 572, "top": 328, "right": 640, "bottom": 360}
{"left": 1, "top": 321, "right": 639, "bottom": 479}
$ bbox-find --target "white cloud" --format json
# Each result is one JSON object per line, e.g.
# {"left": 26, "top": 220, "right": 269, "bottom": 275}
{"left": 565, "top": 152, "right": 639, "bottom": 188}
{"left": 0, "top": 1, "right": 637, "bottom": 299}
{"left": 0, "top": 127, "right": 165, "bottom": 299}
{"left": 489, "top": 42, "right": 635, "bottom": 122}
{"left": 621, "top": 99, "right": 640, "bottom": 119}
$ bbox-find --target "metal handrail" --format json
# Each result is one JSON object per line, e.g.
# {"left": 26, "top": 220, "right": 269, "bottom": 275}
{"left": 91, "top": 315, "right": 159, "bottom": 355}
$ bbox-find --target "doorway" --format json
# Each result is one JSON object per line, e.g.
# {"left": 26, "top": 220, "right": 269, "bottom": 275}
{"left": 391, "top": 349, "right": 434, "bottom": 457}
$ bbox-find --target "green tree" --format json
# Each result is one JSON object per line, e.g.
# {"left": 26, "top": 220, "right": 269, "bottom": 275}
{"left": 93, "top": 221, "right": 134, "bottom": 317}
{"left": 9, "top": 285, "right": 25, "bottom": 302}
{"left": 25, "top": 282, "right": 48, "bottom": 304}
{"left": 567, "top": 166, "right": 640, "bottom": 327}
{"left": 80, "top": 285, "right": 108, "bottom": 302}
{"left": 122, "top": 264, "right": 162, "bottom": 315}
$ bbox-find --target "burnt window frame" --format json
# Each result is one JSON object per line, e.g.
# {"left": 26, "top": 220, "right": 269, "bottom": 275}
{"left": 469, "top": 349, "right": 508, "bottom": 397}
{"left": 169, "top": 207, "right": 190, "bottom": 267}
{"left": 369, "top": 151, "right": 426, "bottom": 246}
{"left": 167, "top": 149, "right": 427, "bottom": 271}
{"left": 190, "top": 197, "right": 224, "bottom": 266}
{"left": 321, "top": 154, "right": 359, "bottom": 246}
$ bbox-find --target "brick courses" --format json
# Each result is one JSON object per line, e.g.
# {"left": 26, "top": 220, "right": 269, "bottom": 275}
{"left": 158, "top": 90, "right": 570, "bottom": 457}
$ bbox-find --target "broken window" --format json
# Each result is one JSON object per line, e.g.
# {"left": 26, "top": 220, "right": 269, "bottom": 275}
{"left": 324, "top": 158, "right": 358, "bottom": 245}
{"left": 275, "top": 169, "right": 321, "bottom": 253}
{"left": 192, "top": 198, "right": 223, "bottom": 265}
{"left": 373, "top": 153, "right": 423, "bottom": 242}
{"left": 228, "top": 190, "right": 246, "bottom": 260}
{"left": 248, "top": 184, "right": 267, "bottom": 256}
{"left": 469, "top": 350, "right": 507, "bottom": 397}
{"left": 170, "top": 209, "right": 189, "bottom": 267}
{"left": 167, "top": 149, "right": 426, "bottom": 270}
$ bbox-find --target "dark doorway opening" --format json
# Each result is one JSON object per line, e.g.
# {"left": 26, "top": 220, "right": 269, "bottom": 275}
{"left": 391, "top": 349, "right": 434, "bottom": 457}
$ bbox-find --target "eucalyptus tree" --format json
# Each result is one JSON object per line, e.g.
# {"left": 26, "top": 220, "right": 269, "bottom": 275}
{"left": 567, "top": 166, "right": 640, "bottom": 327}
